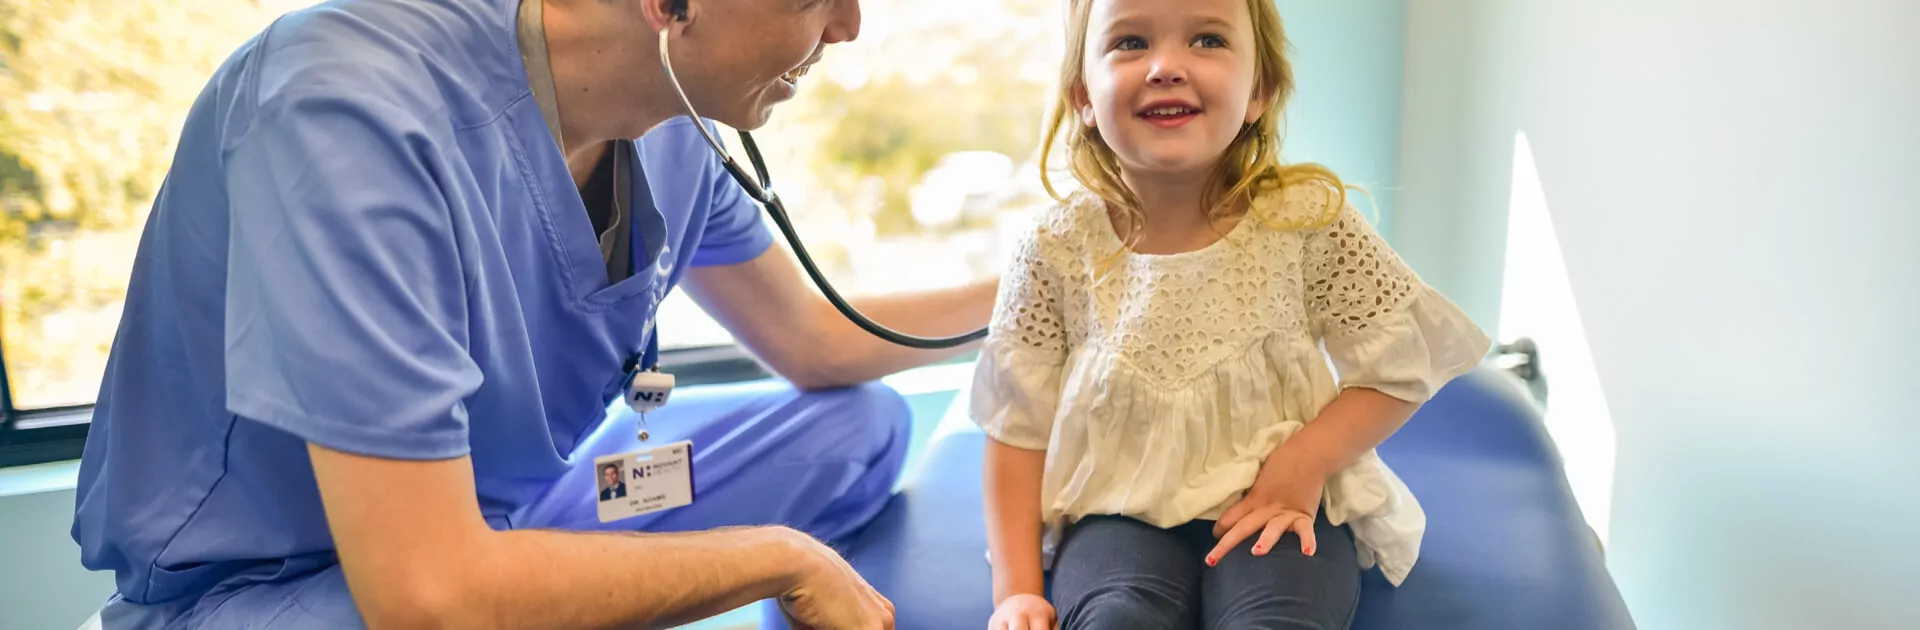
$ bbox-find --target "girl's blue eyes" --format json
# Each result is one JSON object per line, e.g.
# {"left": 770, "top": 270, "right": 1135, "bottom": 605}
{"left": 1112, "top": 34, "right": 1230, "bottom": 51}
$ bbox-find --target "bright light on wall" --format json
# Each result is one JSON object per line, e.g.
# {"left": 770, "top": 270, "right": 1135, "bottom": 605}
{"left": 1497, "top": 131, "right": 1618, "bottom": 546}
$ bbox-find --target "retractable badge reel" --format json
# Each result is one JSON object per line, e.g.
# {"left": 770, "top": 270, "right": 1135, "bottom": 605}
{"left": 626, "top": 367, "right": 675, "bottom": 442}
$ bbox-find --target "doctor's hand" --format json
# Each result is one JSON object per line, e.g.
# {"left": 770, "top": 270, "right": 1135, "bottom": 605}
{"left": 988, "top": 593, "right": 1055, "bottom": 630}
{"left": 775, "top": 528, "right": 895, "bottom": 630}
{"left": 1207, "top": 454, "right": 1328, "bottom": 566}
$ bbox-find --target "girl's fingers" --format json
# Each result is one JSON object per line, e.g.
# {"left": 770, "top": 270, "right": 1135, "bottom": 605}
{"left": 1207, "top": 510, "right": 1270, "bottom": 566}
{"left": 1252, "top": 517, "right": 1287, "bottom": 556}
{"left": 1213, "top": 499, "right": 1252, "bottom": 538}
{"left": 1292, "top": 513, "right": 1318, "bottom": 556}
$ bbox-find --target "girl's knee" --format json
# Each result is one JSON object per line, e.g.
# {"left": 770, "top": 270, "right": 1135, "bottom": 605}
{"left": 1060, "top": 591, "right": 1193, "bottom": 630}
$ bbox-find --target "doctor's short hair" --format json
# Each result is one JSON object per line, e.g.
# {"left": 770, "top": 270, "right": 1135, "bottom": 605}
{"left": 1039, "top": 0, "right": 1353, "bottom": 255}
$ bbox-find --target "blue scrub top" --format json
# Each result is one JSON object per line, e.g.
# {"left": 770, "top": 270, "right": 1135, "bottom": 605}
{"left": 69, "top": 0, "right": 775, "bottom": 606}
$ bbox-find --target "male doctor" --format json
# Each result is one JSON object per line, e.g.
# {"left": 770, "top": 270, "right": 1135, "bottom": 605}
{"left": 68, "top": 0, "right": 994, "bottom": 628}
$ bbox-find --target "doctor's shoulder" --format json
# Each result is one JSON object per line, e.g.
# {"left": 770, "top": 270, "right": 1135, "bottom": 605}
{"left": 226, "top": 0, "right": 500, "bottom": 138}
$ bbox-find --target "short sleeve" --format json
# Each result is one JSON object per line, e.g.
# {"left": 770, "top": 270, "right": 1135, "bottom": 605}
{"left": 1304, "top": 203, "right": 1491, "bottom": 403}
{"left": 968, "top": 225, "right": 1069, "bottom": 451}
{"left": 223, "top": 90, "right": 483, "bottom": 460}
{"left": 686, "top": 120, "right": 775, "bottom": 267}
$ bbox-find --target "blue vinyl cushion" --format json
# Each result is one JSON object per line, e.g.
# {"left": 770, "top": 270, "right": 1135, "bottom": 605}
{"left": 765, "top": 366, "right": 1634, "bottom": 628}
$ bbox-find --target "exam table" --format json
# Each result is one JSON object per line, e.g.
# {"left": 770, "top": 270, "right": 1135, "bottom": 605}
{"left": 763, "top": 358, "right": 1635, "bottom": 629}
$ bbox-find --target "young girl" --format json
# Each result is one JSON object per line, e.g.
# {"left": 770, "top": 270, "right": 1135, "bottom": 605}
{"left": 972, "top": 0, "right": 1492, "bottom": 628}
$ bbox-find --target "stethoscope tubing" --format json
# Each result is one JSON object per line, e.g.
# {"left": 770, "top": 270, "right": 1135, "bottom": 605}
{"left": 658, "top": 29, "right": 988, "bottom": 350}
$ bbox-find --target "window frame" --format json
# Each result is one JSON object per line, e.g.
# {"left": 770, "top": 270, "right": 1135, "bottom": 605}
{"left": 0, "top": 340, "right": 774, "bottom": 469}
{"left": 0, "top": 340, "right": 94, "bottom": 468}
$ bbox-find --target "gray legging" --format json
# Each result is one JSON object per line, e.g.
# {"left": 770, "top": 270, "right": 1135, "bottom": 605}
{"left": 1050, "top": 513, "right": 1360, "bottom": 630}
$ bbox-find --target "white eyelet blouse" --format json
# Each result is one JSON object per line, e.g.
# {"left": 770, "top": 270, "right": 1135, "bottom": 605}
{"left": 969, "top": 182, "right": 1492, "bottom": 586}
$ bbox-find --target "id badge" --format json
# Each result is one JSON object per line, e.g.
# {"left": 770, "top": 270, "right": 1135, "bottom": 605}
{"left": 593, "top": 440, "right": 695, "bottom": 523}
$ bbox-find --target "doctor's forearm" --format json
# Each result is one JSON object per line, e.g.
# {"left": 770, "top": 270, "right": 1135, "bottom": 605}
{"left": 681, "top": 250, "right": 998, "bottom": 390}
{"left": 802, "top": 277, "right": 999, "bottom": 388}
{"left": 309, "top": 445, "right": 815, "bottom": 630}
{"left": 451, "top": 526, "right": 808, "bottom": 630}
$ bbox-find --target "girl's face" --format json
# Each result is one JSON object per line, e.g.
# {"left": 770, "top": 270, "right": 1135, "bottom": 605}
{"left": 1075, "top": 0, "right": 1267, "bottom": 182}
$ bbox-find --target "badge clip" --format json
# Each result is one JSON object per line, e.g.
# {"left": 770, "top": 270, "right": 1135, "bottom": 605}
{"left": 626, "top": 368, "right": 675, "bottom": 442}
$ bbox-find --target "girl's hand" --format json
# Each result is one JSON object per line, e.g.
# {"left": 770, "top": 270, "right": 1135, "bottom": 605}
{"left": 1206, "top": 457, "right": 1328, "bottom": 566}
{"left": 988, "top": 593, "right": 1056, "bottom": 630}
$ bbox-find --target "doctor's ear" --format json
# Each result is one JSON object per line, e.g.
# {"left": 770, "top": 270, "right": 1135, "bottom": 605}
{"left": 641, "top": 0, "right": 692, "bottom": 32}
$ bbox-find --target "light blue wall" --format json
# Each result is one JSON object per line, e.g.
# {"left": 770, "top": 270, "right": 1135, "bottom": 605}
{"left": 1273, "top": 0, "right": 1410, "bottom": 239}
{"left": 1, "top": 475, "right": 114, "bottom": 630}
{"left": 1396, "top": 1, "right": 1920, "bottom": 627}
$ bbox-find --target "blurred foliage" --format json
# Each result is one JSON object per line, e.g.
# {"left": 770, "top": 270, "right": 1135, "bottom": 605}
{"left": 765, "top": 0, "right": 1062, "bottom": 234}
{"left": 0, "top": 0, "right": 278, "bottom": 407}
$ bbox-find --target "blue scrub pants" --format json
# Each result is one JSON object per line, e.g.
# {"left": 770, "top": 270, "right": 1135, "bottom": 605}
{"left": 100, "top": 380, "right": 910, "bottom": 629}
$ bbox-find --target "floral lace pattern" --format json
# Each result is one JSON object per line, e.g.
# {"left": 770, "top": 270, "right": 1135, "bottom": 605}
{"left": 1304, "top": 198, "right": 1419, "bottom": 339}
{"left": 994, "top": 184, "right": 1415, "bottom": 384}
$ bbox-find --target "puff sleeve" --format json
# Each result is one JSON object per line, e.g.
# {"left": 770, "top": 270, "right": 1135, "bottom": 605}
{"left": 1305, "top": 202, "right": 1491, "bottom": 403}
{"left": 968, "top": 224, "right": 1070, "bottom": 451}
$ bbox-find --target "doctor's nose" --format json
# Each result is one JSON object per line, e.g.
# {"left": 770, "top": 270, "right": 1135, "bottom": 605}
{"left": 823, "top": 0, "right": 862, "bottom": 44}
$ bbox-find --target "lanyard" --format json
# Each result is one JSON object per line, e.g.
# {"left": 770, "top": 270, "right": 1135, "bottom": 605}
{"left": 625, "top": 325, "right": 669, "bottom": 441}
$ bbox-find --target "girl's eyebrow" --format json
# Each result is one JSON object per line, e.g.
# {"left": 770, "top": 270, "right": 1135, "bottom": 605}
{"left": 1104, "top": 13, "right": 1237, "bottom": 34}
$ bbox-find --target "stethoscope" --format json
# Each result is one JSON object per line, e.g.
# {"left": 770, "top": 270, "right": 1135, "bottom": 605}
{"left": 653, "top": 5, "right": 987, "bottom": 350}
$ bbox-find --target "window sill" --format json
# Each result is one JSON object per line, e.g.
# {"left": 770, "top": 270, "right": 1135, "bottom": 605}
{"left": 0, "top": 359, "right": 981, "bottom": 494}
{"left": 0, "top": 459, "right": 81, "bottom": 498}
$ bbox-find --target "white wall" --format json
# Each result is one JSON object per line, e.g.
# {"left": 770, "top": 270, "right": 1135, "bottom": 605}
{"left": 1398, "top": 1, "right": 1920, "bottom": 628}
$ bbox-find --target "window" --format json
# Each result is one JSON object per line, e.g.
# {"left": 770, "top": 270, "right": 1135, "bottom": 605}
{"left": 1, "top": 0, "right": 1064, "bottom": 467}
{"left": 663, "top": 0, "right": 1065, "bottom": 350}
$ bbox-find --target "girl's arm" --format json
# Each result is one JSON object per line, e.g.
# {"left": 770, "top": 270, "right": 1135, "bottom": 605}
{"left": 984, "top": 439, "right": 1049, "bottom": 603}
{"left": 1270, "top": 386, "right": 1418, "bottom": 482}
{"left": 1209, "top": 387, "right": 1417, "bottom": 564}
{"left": 968, "top": 219, "right": 1069, "bottom": 615}
{"left": 1208, "top": 187, "right": 1491, "bottom": 562}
